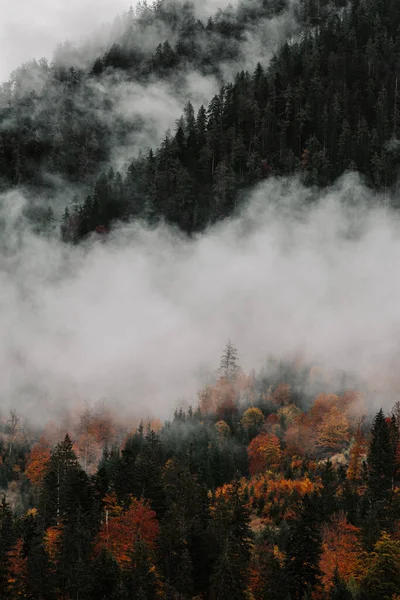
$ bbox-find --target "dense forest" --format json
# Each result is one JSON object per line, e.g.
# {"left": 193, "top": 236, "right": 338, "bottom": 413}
{"left": 0, "top": 343, "right": 400, "bottom": 599}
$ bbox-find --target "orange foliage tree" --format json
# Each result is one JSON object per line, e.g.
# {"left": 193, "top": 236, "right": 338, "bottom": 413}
{"left": 247, "top": 433, "right": 282, "bottom": 476}
{"left": 95, "top": 493, "right": 159, "bottom": 569}
{"left": 6, "top": 539, "right": 28, "bottom": 600}
{"left": 347, "top": 427, "right": 368, "bottom": 485}
{"left": 44, "top": 525, "right": 63, "bottom": 565}
{"left": 25, "top": 437, "right": 51, "bottom": 488}
{"left": 243, "top": 474, "right": 319, "bottom": 523}
{"left": 320, "top": 513, "right": 364, "bottom": 592}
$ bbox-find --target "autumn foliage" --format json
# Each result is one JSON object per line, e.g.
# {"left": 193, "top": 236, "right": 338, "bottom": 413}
{"left": 95, "top": 493, "right": 159, "bottom": 568}
{"left": 6, "top": 539, "right": 28, "bottom": 599}
{"left": 320, "top": 513, "right": 364, "bottom": 591}
{"left": 44, "top": 525, "right": 63, "bottom": 564}
{"left": 25, "top": 437, "right": 51, "bottom": 487}
{"left": 247, "top": 433, "right": 282, "bottom": 475}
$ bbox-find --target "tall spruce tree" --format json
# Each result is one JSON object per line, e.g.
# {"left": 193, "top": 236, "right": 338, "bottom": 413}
{"left": 284, "top": 493, "right": 322, "bottom": 600}
{"left": 367, "top": 409, "right": 395, "bottom": 501}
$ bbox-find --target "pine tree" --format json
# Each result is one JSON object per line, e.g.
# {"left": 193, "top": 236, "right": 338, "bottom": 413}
{"left": 40, "top": 434, "right": 95, "bottom": 598}
{"left": 209, "top": 480, "right": 252, "bottom": 600}
{"left": 329, "top": 568, "right": 353, "bottom": 600}
{"left": 367, "top": 409, "right": 395, "bottom": 502}
{"left": 88, "top": 548, "right": 120, "bottom": 600}
{"left": 219, "top": 340, "right": 239, "bottom": 381}
{"left": 284, "top": 493, "right": 322, "bottom": 600}
{"left": 0, "top": 497, "right": 15, "bottom": 596}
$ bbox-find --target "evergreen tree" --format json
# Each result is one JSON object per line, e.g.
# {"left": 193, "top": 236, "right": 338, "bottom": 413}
{"left": 209, "top": 480, "right": 252, "bottom": 600}
{"left": 284, "top": 493, "right": 322, "bottom": 600}
{"left": 219, "top": 340, "right": 240, "bottom": 381}
{"left": 329, "top": 568, "right": 354, "bottom": 600}
{"left": 367, "top": 409, "right": 395, "bottom": 502}
{"left": 0, "top": 497, "right": 15, "bottom": 597}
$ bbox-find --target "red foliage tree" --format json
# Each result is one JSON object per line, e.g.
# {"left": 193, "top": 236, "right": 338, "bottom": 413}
{"left": 247, "top": 433, "right": 282, "bottom": 476}
{"left": 320, "top": 513, "right": 364, "bottom": 592}
{"left": 95, "top": 493, "right": 159, "bottom": 569}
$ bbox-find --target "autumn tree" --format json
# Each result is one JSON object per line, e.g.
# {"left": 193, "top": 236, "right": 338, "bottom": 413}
{"left": 247, "top": 432, "right": 282, "bottom": 476}
{"left": 25, "top": 437, "right": 51, "bottom": 489}
{"left": 6, "top": 538, "right": 28, "bottom": 600}
{"left": 215, "top": 420, "right": 231, "bottom": 440}
{"left": 241, "top": 407, "right": 264, "bottom": 441}
{"left": 347, "top": 426, "right": 368, "bottom": 486}
{"left": 95, "top": 492, "right": 158, "bottom": 569}
{"left": 241, "top": 407, "right": 264, "bottom": 432}
{"left": 319, "top": 513, "right": 363, "bottom": 593}
{"left": 315, "top": 405, "right": 350, "bottom": 454}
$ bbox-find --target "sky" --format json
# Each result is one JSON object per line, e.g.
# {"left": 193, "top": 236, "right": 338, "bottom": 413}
{"left": 0, "top": 0, "right": 131, "bottom": 83}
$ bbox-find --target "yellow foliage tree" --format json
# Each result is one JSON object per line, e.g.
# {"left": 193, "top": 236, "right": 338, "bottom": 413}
{"left": 347, "top": 428, "right": 367, "bottom": 484}
{"left": 316, "top": 405, "right": 350, "bottom": 452}
{"left": 241, "top": 407, "right": 264, "bottom": 430}
{"left": 215, "top": 420, "right": 231, "bottom": 439}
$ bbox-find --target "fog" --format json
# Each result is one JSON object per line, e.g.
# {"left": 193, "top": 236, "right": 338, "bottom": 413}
{"left": 1, "top": 0, "right": 396, "bottom": 424}
{"left": 0, "top": 0, "right": 301, "bottom": 179}
{"left": 1, "top": 173, "right": 399, "bottom": 422}
{"left": 0, "top": 0, "right": 245, "bottom": 83}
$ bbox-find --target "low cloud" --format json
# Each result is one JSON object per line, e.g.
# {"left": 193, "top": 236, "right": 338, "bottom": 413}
{"left": 1, "top": 173, "right": 399, "bottom": 422}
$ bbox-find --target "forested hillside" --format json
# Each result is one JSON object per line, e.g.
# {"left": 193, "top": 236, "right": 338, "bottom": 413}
{"left": 1, "top": 344, "right": 400, "bottom": 600}
{"left": 1, "top": 0, "right": 400, "bottom": 598}
{"left": 3, "top": 0, "right": 400, "bottom": 238}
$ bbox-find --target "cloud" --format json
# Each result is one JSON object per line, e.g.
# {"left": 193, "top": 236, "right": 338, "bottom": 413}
{"left": 1, "top": 173, "right": 400, "bottom": 423}
{"left": 0, "top": 0, "right": 133, "bottom": 83}
{"left": 0, "top": 0, "right": 246, "bottom": 83}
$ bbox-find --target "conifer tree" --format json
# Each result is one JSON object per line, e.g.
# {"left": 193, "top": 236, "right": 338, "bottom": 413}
{"left": 209, "top": 480, "right": 252, "bottom": 600}
{"left": 367, "top": 410, "right": 395, "bottom": 504}
{"left": 219, "top": 340, "right": 239, "bottom": 381}
{"left": 284, "top": 493, "right": 322, "bottom": 600}
{"left": 0, "top": 497, "right": 15, "bottom": 597}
